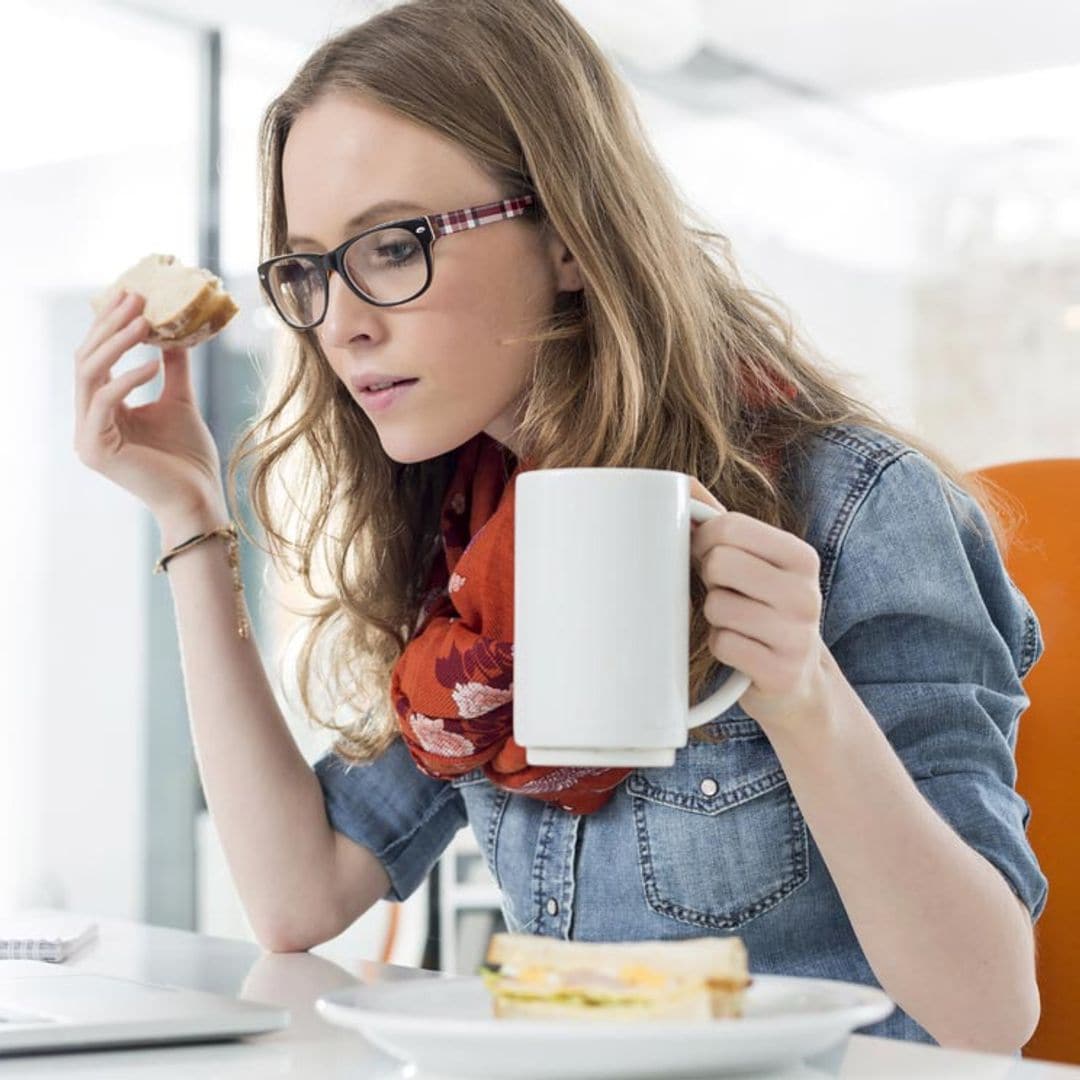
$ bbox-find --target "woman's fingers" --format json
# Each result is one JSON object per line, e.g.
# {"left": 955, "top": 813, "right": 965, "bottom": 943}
{"left": 77, "top": 290, "right": 139, "bottom": 361}
{"left": 81, "top": 358, "right": 161, "bottom": 454}
{"left": 75, "top": 306, "right": 152, "bottom": 417}
{"left": 692, "top": 510, "right": 821, "bottom": 581}
{"left": 688, "top": 476, "right": 725, "bottom": 513}
{"left": 704, "top": 586, "right": 806, "bottom": 653}
{"left": 159, "top": 347, "right": 194, "bottom": 403}
{"left": 699, "top": 543, "right": 822, "bottom": 624}
{"left": 699, "top": 544, "right": 787, "bottom": 607}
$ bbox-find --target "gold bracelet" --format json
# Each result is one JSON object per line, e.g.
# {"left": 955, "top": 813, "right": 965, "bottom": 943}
{"left": 153, "top": 522, "right": 251, "bottom": 639}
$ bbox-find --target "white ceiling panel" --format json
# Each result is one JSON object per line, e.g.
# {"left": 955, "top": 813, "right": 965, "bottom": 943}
{"left": 698, "top": 0, "right": 1080, "bottom": 95}
{"left": 92, "top": 0, "right": 1080, "bottom": 99}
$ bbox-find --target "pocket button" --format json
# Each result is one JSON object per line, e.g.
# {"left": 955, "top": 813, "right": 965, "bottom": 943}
{"left": 699, "top": 777, "right": 719, "bottom": 797}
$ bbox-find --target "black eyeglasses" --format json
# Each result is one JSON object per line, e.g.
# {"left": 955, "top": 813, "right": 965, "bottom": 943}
{"left": 257, "top": 194, "right": 539, "bottom": 330}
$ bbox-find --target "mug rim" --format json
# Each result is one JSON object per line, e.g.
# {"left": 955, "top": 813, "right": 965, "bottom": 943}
{"left": 518, "top": 467, "right": 688, "bottom": 480}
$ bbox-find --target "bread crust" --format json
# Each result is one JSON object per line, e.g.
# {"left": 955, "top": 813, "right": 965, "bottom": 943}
{"left": 708, "top": 987, "right": 745, "bottom": 1018}
{"left": 149, "top": 289, "right": 239, "bottom": 348}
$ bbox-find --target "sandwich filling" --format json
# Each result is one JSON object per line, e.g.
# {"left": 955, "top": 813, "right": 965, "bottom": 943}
{"left": 480, "top": 962, "right": 730, "bottom": 1008}
{"left": 479, "top": 933, "right": 751, "bottom": 1020}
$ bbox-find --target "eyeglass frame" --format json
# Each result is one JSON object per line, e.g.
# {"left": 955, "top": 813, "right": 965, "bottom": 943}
{"left": 256, "top": 193, "right": 540, "bottom": 329}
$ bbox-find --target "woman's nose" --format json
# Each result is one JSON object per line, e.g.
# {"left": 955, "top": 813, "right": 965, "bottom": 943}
{"left": 318, "top": 269, "right": 386, "bottom": 348}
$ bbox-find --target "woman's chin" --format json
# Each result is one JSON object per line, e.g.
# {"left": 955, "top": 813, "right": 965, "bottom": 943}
{"left": 376, "top": 434, "right": 451, "bottom": 466}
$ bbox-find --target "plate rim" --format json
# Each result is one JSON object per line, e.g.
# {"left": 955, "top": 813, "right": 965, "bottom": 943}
{"left": 315, "top": 971, "right": 895, "bottom": 1040}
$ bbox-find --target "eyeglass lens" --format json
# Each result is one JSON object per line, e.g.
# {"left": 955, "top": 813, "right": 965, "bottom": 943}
{"left": 268, "top": 226, "right": 428, "bottom": 326}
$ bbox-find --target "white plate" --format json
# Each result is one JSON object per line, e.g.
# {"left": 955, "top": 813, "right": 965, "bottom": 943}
{"left": 315, "top": 972, "right": 894, "bottom": 1079}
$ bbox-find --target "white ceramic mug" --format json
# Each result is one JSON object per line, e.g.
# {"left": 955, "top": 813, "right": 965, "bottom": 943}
{"left": 514, "top": 468, "right": 752, "bottom": 768}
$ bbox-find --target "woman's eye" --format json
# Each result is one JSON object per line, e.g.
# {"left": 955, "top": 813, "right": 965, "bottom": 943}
{"left": 376, "top": 241, "right": 420, "bottom": 265}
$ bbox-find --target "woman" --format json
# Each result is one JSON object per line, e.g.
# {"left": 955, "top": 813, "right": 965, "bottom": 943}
{"left": 73, "top": 0, "right": 1045, "bottom": 1050}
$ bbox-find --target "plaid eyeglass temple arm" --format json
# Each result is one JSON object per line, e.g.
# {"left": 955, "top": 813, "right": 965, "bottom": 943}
{"left": 429, "top": 194, "right": 538, "bottom": 239}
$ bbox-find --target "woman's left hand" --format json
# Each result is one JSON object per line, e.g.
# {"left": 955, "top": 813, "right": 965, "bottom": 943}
{"left": 689, "top": 478, "right": 838, "bottom": 739}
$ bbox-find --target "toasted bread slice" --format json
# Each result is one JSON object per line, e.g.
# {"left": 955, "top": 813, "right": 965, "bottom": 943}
{"left": 91, "top": 253, "right": 238, "bottom": 348}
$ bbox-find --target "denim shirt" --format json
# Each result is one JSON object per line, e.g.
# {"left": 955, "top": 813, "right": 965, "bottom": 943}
{"left": 314, "top": 423, "right": 1047, "bottom": 1044}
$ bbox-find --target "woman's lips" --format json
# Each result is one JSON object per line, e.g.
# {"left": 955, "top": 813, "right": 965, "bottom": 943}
{"left": 355, "top": 378, "right": 419, "bottom": 412}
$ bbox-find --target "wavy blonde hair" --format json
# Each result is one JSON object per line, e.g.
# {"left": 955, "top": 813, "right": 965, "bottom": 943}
{"left": 228, "top": 0, "right": 1014, "bottom": 764}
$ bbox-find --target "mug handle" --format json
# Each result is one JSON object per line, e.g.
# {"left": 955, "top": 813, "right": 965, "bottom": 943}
{"left": 685, "top": 498, "right": 753, "bottom": 730}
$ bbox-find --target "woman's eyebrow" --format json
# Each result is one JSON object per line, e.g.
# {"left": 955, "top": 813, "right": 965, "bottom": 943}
{"left": 286, "top": 199, "right": 429, "bottom": 249}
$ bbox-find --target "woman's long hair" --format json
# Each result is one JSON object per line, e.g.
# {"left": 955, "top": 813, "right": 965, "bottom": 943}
{"left": 228, "top": 0, "right": 1014, "bottom": 763}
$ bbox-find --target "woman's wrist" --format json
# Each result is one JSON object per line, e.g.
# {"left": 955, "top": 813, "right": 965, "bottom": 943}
{"left": 743, "top": 643, "right": 846, "bottom": 754}
{"left": 154, "top": 496, "right": 231, "bottom": 552}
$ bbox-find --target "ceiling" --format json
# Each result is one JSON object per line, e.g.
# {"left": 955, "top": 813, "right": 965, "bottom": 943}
{"left": 96, "top": 0, "right": 1080, "bottom": 96}
{"left": 89, "top": 0, "right": 1080, "bottom": 156}
{"left": 13, "top": 1, "right": 1075, "bottom": 272}
{"left": 700, "top": 0, "right": 1080, "bottom": 96}
{"left": 15, "top": 0, "right": 1076, "bottom": 187}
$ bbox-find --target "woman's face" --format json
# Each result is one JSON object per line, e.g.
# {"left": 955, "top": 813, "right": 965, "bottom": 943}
{"left": 280, "top": 93, "right": 582, "bottom": 464}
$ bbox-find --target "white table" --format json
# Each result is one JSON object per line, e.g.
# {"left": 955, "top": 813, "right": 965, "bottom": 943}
{"left": 2, "top": 910, "right": 1078, "bottom": 1078}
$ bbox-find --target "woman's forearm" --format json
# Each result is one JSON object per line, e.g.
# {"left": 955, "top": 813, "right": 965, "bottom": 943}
{"left": 155, "top": 502, "right": 387, "bottom": 950}
{"left": 765, "top": 650, "right": 1039, "bottom": 1053}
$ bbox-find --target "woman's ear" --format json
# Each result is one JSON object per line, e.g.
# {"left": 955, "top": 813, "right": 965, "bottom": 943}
{"left": 546, "top": 231, "right": 584, "bottom": 294}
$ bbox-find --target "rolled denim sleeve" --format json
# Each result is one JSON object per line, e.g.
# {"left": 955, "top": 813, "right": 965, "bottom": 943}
{"left": 822, "top": 450, "right": 1048, "bottom": 922}
{"left": 313, "top": 735, "right": 467, "bottom": 902}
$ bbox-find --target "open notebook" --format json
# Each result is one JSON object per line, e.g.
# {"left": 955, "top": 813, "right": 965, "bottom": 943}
{"left": 0, "top": 916, "right": 99, "bottom": 963}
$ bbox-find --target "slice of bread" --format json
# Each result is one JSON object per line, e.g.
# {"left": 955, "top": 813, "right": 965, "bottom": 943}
{"left": 91, "top": 253, "right": 238, "bottom": 349}
{"left": 486, "top": 933, "right": 749, "bottom": 983}
{"left": 492, "top": 989, "right": 714, "bottom": 1022}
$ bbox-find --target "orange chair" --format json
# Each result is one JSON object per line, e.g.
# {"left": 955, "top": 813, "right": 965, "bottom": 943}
{"left": 973, "top": 459, "right": 1080, "bottom": 1064}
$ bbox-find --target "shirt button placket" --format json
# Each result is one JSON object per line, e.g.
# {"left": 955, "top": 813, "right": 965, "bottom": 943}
{"left": 534, "top": 804, "right": 579, "bottom": 937}
{"left": 555, "top": 811, "right": 581, "bottom": 937}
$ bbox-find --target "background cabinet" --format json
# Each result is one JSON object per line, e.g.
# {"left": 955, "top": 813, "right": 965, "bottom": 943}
{"left": 437, "top": 828, "right": 506, "bottom": 975}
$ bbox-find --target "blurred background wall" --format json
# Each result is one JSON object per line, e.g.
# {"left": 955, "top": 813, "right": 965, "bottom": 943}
{"left": 2, "top": 0, "right": 1077, "bottom": 973}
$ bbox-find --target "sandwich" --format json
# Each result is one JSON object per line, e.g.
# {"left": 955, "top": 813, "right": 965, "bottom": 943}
{"left": 91, "top": 253, "right": 239, "bottom": 349}
{"left": 480, "top": 933, "right": 750, "bottom": 1022}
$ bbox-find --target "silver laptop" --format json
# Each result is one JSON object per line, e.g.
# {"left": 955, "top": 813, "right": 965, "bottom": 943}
{"left": 0, "top": 962, "right": 289, "bottom": 1056}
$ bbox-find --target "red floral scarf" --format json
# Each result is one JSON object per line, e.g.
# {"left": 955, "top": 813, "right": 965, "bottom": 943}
{"left": 390, "top": 375, "right": 797, "bottom": 815}
{"left": 390, "top": 433, "right": 625, "bottom": 814}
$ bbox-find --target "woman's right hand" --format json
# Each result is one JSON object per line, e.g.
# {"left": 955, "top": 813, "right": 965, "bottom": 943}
{"left": 74, "top": 289, "right": 227, "bottom": 523}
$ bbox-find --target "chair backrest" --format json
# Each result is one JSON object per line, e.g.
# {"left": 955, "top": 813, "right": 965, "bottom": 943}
{"left": 973, "top": 459, "right": 1080, "bottom": 1064}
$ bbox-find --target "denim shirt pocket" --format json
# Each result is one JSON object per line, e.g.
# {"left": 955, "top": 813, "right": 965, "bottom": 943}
{"left": 450, "top": 769, "right": 511, "bottom": 890}
{"left": 626, "top": 708, "right": 810, "bottom": 930}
